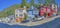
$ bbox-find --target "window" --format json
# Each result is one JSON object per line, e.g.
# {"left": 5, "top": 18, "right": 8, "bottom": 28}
{"left": 47, "top": 9, "right": 50, "bottom": 13}
{"left": 16, "top": 10, "right": 19, "bottom": 12}
{"left": 19, "top": 10, "right": 23, "bottom": 12}
{"left": 19, "top": 14, "right": 23, "bottom": 16}
{"left": 33, "top": 10, "right": 38, "bottom": 15}
{"left": 16, "top": 14, "right": 18, "bottom": 16}
{"left": 27, "top": 11, "right": 33, "bottom": 15}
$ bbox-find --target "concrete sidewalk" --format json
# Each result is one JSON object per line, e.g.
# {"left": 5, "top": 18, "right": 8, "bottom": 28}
{"left": 7, "top": 15, "right": 60, "bottom": 26}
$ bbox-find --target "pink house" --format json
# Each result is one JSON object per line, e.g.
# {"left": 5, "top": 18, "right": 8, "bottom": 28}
{"left": 39, "top": 6, "right": 53, "bottom": 16}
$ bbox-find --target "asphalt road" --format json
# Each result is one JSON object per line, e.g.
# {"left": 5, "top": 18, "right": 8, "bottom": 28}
{"left": 0, "top": 17, "right": 60, "bottom": 28}
{"left": 29, "top": 17, "right": 60, "bottom": 28}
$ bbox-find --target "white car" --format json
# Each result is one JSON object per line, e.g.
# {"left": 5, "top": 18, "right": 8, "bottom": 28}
{"left": 37, "top": 16, "right": 44, "bottom": 20}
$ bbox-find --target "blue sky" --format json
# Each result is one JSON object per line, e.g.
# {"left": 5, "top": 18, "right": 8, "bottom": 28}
{"left": 0, "top": 0, "right": 60, "bottom": 11}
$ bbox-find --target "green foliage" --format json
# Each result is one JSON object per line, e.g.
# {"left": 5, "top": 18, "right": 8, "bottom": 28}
{"left": 24, "top": 13, "right": 28, "bottom": 20}
{"left": 30, "top": 0, "right": 34, "bottom": 6}
{"left": 0, "top": 4, "right": 21, "bottom": 18}
{"left": 26, "top": 4, "right": 30, "bottom": 8}
{"left": 21, "top": 0, "right": 27, "bottom": 7}
{"left": 44, "top": 0, "right": 49, "bottom": 6}
{"left": 34, "top": 4, "right": 40, "bottom": 9}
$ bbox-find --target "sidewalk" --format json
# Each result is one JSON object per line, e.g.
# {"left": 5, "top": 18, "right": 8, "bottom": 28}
{"left": 6, "top": 15, "right": 60, "bottom": 26}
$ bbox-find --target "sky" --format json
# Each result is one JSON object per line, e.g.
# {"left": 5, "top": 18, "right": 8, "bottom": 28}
{"left": 0, "top": 0, "right": 60, "bottom": 11}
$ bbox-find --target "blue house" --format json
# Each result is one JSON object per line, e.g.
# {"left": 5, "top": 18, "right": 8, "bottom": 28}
{"left": 26, "top": 6, "right": 38, "bottom": 20}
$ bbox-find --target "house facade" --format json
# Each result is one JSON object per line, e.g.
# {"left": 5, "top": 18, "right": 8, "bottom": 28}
{"left": 27, "top": 6, "right": 39, "bottom": 20}
{"left": 39, "top": 6, "right": 53, "bottom": 17}
{"left": 15, "top": 8, "right": 27, "bottom": 22}
{"left": 15, "top": 6, "right": 27, "bottom": 23}
{"left": 51, "top": 4, "right": 58, "bottom": 15}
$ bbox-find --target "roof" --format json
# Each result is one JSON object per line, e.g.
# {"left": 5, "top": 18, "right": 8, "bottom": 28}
{"left": 27, "top": 6, "right": 38, "bottom": 10}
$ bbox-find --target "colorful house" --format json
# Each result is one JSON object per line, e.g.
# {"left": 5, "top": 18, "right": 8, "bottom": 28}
{"left": 39, "top": 6, "right": 53, "bottom": 17}
{"left": 27, "top": 6, "right": 38, "bottom": 20}
{"left": 15, "top": 6, "right": 27, "bottom": 23}
{"left": 50, "top": 4, "right": 58, "bottom": 15}
{"left": 15, "top": 8, "right": 24, "bottom": 22}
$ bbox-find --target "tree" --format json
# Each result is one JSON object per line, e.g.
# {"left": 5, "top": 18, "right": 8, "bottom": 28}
{"left": 24, "top": 13, "right": 28, "bottom": 20}
{"left": 30, "top": 0, "right": 34, "bottom": 6}
{"left": 7, "top": 10, "right": 13, "bottom": 16}
{"left": 44, "top": 0, "right": 56, "bottom": 6}
{"left": 44, "top": 0, "right": 49, "bottom": 6}
{"left": 21, "top": 0, "right": 27, "bottom": 7}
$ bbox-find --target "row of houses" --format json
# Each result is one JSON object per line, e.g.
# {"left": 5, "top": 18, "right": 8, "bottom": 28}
{"left": 0, "top": 15, "right": 15, "bottom": 23}
{"left": 0, "top": 4, "right": 57, "bottom": 23}
{"left": 15, "top": 4, "right": 58, "bottom": 23}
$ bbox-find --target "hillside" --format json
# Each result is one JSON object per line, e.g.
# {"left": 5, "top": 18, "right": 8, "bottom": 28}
{"left": 0, "top": 3, "right": 40, "bottom": 18}
{"left": 0, "top": 4, "right": 24, "bottom": 18}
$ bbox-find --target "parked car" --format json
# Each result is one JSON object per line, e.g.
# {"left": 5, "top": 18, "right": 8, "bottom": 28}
{"left": 37, "top": 16, "right": 44, "bottom": 20}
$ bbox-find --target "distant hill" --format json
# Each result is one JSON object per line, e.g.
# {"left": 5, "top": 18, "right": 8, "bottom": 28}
{"left": 0, "top": 4, "right": 22, "bottom": 18}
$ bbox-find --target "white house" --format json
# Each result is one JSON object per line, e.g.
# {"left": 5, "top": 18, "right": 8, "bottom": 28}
{"left": 15, "top": 6, "right": 27, "bottom": 22}
{"left": 15, "top": 8, "right": 24, "bottom": 22}
{"left": 51, "top": 4, "right": 58, "bottom": 15}
{"left": 15, "top": 8, "right": 24, "bottom": 19}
